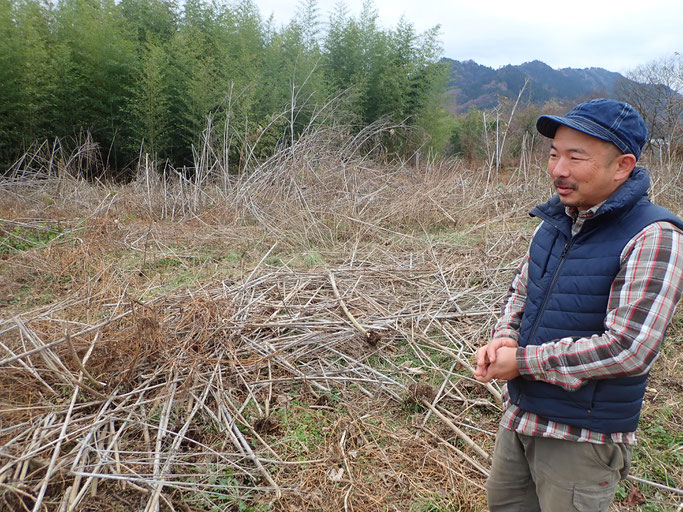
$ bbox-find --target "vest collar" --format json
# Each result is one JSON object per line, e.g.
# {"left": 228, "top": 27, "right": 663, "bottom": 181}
{"left": 530, "top": 166, "right": 650, "bottom": 236}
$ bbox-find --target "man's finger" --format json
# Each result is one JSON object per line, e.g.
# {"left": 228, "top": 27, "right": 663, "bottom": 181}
{"left": 486, "top": 339, "right": 502, "bottom": 363}
{"left": 474, "top": 371, "right": 492, "bottom": 383}
{"left": 475, "top": 345, "right": 489, "bottom": 367}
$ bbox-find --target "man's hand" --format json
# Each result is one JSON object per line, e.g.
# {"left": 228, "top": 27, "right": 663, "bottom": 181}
{"left": 474, "top": 337, "right": 520, "bottom": 383}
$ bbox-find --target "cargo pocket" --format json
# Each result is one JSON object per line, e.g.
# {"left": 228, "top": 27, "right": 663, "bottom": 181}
{"left": 572, "top": 482, "right": 616, "bottom": 512}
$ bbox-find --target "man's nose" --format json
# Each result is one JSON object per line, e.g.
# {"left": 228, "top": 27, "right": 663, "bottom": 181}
{"left": 549, "top": 157, "right": 570, "bottom": 177}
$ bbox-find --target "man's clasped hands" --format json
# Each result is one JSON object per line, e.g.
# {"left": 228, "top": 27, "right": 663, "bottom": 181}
{"left": 473, "top": 337, "right": 522, "bottom": 383}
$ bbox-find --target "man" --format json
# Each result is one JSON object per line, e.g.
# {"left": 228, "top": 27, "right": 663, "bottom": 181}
{"left": 474, "top": 98, "right": 683, "bottom": 511}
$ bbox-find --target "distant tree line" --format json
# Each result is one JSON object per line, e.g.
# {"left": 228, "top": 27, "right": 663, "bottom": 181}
{"left": 616, "top": 55, "right": 683, "bottom": 162}
{"left": 0, "top": 0, "right": 450, "bottom": 172}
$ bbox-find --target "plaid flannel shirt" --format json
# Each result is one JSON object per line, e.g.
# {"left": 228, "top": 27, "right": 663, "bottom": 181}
{"left": 493, "top": 204, "right": 683, "bottom": 444}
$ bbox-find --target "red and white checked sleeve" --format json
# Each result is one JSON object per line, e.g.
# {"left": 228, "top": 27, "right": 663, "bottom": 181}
{"left": 491, "top": 253, "right": 529, "bottom": 342}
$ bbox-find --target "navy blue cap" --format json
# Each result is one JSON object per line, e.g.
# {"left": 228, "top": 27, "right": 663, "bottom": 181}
{"left": 537, "top": 98, "right": 648, "bottom": 160}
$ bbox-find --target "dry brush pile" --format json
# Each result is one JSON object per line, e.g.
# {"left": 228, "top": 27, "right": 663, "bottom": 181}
{"left": 0, "top": 259, "right": 510, "bottom": 511}
{"left": 1, "top": 129, "right": 682, "bottom": 511}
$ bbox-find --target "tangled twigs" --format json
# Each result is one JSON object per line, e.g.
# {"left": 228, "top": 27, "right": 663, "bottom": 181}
{"left": 0, "top": 261, "right": 508, "bottom": 509}
{"left": 328, "top": 270, "right": 380, "bottom": 346}
{"left": 419, "top": 400, "right": 489, "bottom": 461}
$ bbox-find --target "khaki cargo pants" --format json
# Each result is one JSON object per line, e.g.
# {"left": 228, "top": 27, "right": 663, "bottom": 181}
{"left": 486, "top": 426, "right": 631, "bottom": 512}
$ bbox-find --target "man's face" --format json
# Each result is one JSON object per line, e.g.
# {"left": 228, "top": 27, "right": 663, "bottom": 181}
{"left": 548, "top": 126, "right": 629, "bottom": 211}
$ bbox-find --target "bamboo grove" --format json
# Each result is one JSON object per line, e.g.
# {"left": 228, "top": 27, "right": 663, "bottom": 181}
{"left": 0, "top": 0, "right": 451, "bottom": 172}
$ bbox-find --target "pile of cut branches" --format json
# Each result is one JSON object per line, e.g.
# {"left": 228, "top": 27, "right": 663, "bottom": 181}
{"left": 1, "top": 258, "right": 508, "bottom": 511}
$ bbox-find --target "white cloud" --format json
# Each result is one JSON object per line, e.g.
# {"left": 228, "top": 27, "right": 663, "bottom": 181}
{"left": 251, "top": 0, "right": 683, "bottom": 73}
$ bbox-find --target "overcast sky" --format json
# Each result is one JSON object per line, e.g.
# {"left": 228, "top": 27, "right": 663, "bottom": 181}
{"left": 253, "top": 0, "right": 683, "bottom": 74}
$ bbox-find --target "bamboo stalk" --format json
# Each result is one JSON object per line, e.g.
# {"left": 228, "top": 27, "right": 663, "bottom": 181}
{"left": 419, "top": 399, "right": 490, "bottom": 461}
{"left": 65, "top": 331, "right": 103, "bottom": 389}
{"left": 32, "top": 382, "right": 80, "bottom": 512}
{"left": 328, "top": 270, "right": 368, "bottom": 338}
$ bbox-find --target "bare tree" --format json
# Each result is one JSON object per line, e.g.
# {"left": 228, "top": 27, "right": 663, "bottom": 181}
{"left": 616, "top": 55, "right": 683, "bottom": 161}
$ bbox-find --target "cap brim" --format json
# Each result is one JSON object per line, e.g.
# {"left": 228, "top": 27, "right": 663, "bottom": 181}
{"left": 536, "top": 115, "right": 615, "bottom": 147}
{"left": 536, "top": 115, "right": 562, "bottom": 138}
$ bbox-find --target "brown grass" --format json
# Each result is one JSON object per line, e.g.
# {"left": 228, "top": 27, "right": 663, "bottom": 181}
{"left": 1, "top": 130, "right": 682, "bottom": 511}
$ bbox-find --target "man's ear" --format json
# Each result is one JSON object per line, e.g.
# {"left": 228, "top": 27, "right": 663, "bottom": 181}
{"left": 615, "top": 153, "right": 637, "bottom": 181}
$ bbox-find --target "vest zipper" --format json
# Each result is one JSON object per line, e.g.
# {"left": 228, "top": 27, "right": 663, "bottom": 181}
{"left": 526, "top": 236, "right": 576, "bottom": 345}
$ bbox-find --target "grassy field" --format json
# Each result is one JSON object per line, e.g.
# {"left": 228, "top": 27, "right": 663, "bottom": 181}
{"left": 1, "top": 134, "right": 682, "bottom": 511}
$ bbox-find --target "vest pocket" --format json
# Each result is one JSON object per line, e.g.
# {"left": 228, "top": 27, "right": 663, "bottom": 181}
{"left": 569, "top": 379, "right": 597, "bottom": 409}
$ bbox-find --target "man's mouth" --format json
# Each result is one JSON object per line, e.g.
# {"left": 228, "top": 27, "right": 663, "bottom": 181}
{"left": 554, "top": 179, "right": 577, "bottom": 195}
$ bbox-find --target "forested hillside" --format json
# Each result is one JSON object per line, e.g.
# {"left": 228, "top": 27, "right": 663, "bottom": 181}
{"left": 0, "top": 0, "right": 450, "bottom": 171}
{"left": 444, "top": 58, "right": 628, "bottom": 112}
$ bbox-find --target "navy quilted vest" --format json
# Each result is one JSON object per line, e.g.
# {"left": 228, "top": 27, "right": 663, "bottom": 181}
{"left": 507, "top": 167, "right": 683, "bottom": 434}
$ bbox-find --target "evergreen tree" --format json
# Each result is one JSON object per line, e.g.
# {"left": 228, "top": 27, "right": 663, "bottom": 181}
{"left": 119, "top": 0, "right": 177, "bottom": 45}
{"left": 0, "top": 0, "right": 25, "bottom": 167}
{"left": 13, "top": 0, "right": 54, "bottom": 145}
{"left": 128, "top": 42, "right": 171, "bottom": 157}
{"left": 0, "top": 0, "right": 451, "bottom": 171}
{"left": 55, "top": 0, "right": 138, "bottom": 169}
{"left": 259, "top": 0, "right": 328, "bottom": 142}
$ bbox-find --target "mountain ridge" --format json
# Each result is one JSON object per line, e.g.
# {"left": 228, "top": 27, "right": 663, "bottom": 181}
{"left": 443, "top": 58, "right": 629, "bottom": 113}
